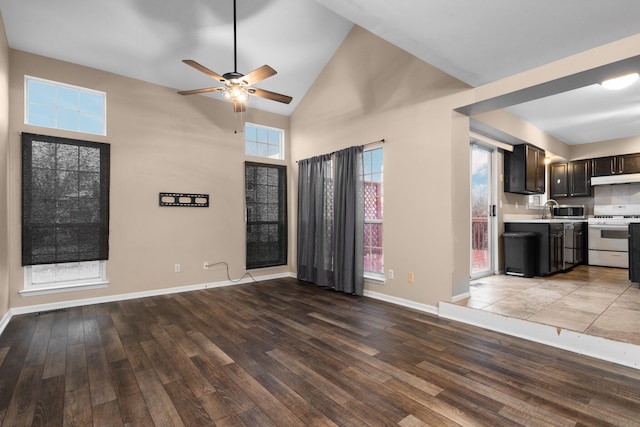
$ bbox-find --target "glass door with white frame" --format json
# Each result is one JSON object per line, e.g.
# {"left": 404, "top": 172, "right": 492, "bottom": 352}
{"left": 471, "top": 143, "right": 496, "bottom": 278}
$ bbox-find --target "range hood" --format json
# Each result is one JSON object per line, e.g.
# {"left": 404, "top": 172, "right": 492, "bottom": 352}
{"left": 591, "top": 173, "right": 640, "bottom": 186}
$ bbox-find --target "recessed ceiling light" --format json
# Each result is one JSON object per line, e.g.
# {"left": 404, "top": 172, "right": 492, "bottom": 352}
{"left": 601, "top": 72, "right": 639, "bottom": 90}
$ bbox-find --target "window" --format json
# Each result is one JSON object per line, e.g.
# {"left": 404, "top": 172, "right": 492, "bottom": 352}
{"left": 25, "top": 76, "right": 106, "bottom": 136}
{"left": 245, "top": 123, "right": 284, "bottom": 160}
{"left": 22, "top": 133, "right": 110, "bottom": 292}
{"left": 26, "top": 261, "right": 106, "bottom": 293}
{"left": 363, "top": 147, "right": 383, "bottom": 275}
{"left": 245, "top": 162, "right": 287, "bottom": 269}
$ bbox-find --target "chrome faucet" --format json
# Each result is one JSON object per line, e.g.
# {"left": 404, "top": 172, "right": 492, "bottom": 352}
{"left": 542, "top": 199, "right": 559, "bottom": 219}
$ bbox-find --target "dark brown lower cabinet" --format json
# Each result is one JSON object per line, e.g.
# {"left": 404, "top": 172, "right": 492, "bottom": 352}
{"left": 630, "top": 223, "right": 640, "bottom": 284}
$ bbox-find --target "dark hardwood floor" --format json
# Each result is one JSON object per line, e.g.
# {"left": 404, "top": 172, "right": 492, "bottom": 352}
{"left": 1, "top": 278, "right": 640, "bottom": 426}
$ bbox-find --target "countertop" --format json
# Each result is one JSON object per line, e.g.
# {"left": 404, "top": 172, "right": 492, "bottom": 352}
{"left": 503, "top": 215, "right": 588, "bottom": 224}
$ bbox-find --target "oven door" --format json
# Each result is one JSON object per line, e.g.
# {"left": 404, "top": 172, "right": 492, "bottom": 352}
{"left": 588, "top": 224, "right": 629, "bottom": 252}
{"left": 588, "top": 224, "right": 629, "bottom": 268}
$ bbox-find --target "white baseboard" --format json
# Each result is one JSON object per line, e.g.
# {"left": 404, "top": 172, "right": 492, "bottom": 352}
{"left": 7, "top": 272, "right": 295, "bottom": 318}
{"left": 439, "top": 301, "right": 640, "bottom": 370}
{"left": 364, "top": 289, "right": 439, "bottom": 316}
{"left": 0, "top": 310, "right": 11, "bottom": 337}
{"left": 451, "top": 291, "right": 471, "bottom": 303}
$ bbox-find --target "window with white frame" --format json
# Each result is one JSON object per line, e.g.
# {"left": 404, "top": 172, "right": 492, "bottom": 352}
{"left": 25, "top": 76, "right": 106, "bottom": 136}
{"left": 26, "top": 261, "right": 107, "bottom": 293}
{"left": 363, "top": 147, "right": 383, "bottom": 276}
{"left": 22, "top": 77, "right": 109, "bottom": 293}
{"left": 244, "top": 122, "right": 284, "bottom": 160}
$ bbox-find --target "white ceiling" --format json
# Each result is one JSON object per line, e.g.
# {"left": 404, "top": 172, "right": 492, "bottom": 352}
{"left": 2, "top": 0, "right": 640, "bottom": 145}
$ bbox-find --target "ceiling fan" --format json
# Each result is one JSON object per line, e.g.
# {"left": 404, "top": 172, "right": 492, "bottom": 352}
{"left": 178, "top": 0, "right": 292, "bottom": 112}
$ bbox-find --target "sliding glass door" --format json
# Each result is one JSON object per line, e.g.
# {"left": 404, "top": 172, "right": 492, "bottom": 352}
{"left": 471, "top": 143, "right": 496, "bottom": 278}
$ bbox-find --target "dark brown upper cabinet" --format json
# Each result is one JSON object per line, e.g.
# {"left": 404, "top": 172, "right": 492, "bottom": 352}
{"left": 592, "top": 153, "right": 640, "bottom": 176}
{"left": 504, "top": 143, "right": 545, "bottom": 194}
{"left": 550, "top": 163, "right": 568, "bottom": 198}
{"left": 570, "top": 159, "right": 592, "bottom": 197}
{"left": 550, "top": 159, "right": 591, "bottom": 198}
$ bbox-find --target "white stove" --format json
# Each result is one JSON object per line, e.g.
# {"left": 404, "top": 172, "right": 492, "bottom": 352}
{"left": 588, "top": 204, "right": 640, "bottom": 268}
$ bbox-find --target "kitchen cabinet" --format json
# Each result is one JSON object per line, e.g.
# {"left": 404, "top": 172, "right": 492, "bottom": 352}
{"left": 504, "top": 143, "right": 546, "bottom": 194}
{"left": 549, "top": 160, "right": 591, "bottom": 198}
{"left": 592, "top": 153, "right": 640, "bottom": 176}
{"left": 630, "top": 223, "right": 640, "bottom": 284}
{"left": 505, "top": 221, "right": 586, "bottom": 276}
{"left": 570, "top": 159, "right": 592, "bottom": 197}
{"left": 505, "top": 222, "right": 559, "bottom": 276}
{"left": 550, "top": 163, "right": 569, "bottom": 198}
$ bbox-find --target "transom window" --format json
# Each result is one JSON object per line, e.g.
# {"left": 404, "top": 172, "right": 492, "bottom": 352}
{"left": 25, "top": 76, "right": 106, "bottom": 136}
{"left": 244, "top": 122, "right": 284, "bottom": 160}
{"left": 363, "top": 147, "right": 383, "bottom": 275}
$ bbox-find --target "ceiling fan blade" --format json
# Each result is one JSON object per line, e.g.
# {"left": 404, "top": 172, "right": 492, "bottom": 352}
{"left": 182, "top": 59, "right": 226, "bottom": 83}
{"left": 178, "top": 87, "right": 224, "bottom": 96}
{"left": 232, "top": 101, "right": 246, "bottom": 113}
{"left": 242, "top": 65, "right": 277, "bottom": 85}
{"left": 249, "top": 87, "right": 293, "bottom": 104}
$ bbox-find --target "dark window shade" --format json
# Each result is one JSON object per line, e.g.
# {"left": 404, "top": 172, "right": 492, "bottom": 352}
{"left": 22, "top": 133, "right": 110, "bottom": 266}
{"left": 245, "top": 162, "right": 287, "bottom": 269}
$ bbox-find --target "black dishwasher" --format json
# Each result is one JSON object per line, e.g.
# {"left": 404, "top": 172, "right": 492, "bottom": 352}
{"left": 549, "top": 223, "right": 564, "bottom": 274}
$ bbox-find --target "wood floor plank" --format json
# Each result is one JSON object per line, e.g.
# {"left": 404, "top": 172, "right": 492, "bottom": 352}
{"left": 42, "top": 334, "right": 67, "bottom": 380}
{"left": 31, "top": 374, "right": 65, "bottom": 427}
{"left": 24, "top": 315, "right": 54, "bottom": 367}
{"left": 0, "top": 365, "right": 43, "bottom": 427}
{"left": 163, "top": 379, "right": 215, "bottom": 427}
{"left": 221, "top": 362, "right": 306, "bottom": 426}
{"left": 91, "top": 400, "right": 124, "bottom": 427}
{"left": 0, "top": 315, "right": 38, "bottom": 424}
{"left": 109, "top": 359, "right": 155, "bottom": 426}
{"left": 190, "top": 355, "right": 257, "bottom": 415}
{"left": 100, "top": 327, "right": 127, "bottom": 363}
{"left": 87, "top": 349, "right": 117, "bottom": 407}
{"left": 151, "top": 327, "right": 215, "bottom": 398}
{"left": 134, "top": 368, "right": 185, "bottom": 427}
{"left": 254, "top": 371, "right": 339, "bottom": 427}
{"left": 64, "top": 343, "right": 92, "bottom": 426}
{"left": 2, "top": 277, "right": 640, "bottom": 426}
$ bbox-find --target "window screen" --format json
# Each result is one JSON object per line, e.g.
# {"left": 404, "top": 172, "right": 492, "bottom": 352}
{"left": 22, "top": 133, "right": 110, "bottom": 266}
{"left": 245, "top": 162, "right": 287, "bottom": 269}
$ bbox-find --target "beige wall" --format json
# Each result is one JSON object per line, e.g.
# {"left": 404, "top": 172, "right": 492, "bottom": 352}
{"left": 571, "top": 135, "right": 640, "bottom": 160}
{"left": 290, "top": 26, "right": 471, "bottom": 305}
{"left": 8, "top": 50, "right": 290, "bottom": 309}
{"left": 0, "top": 12, "right": 9, "bottom": 320}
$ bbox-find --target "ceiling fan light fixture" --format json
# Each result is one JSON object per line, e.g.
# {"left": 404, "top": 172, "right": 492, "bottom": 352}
{"left": 223, "top": 85, "right": 249, "bottom": 103}
{"left": 601, "top": 72, "right": 639, "bottom": 90}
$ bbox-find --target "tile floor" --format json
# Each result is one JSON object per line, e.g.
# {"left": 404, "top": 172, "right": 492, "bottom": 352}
{"left": 457, "top": 265, "right": 640, "bottom": 346}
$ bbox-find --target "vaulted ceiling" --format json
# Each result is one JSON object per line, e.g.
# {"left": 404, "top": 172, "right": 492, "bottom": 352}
{"left": 2, "top": 0, "right": 640, "bottom": 145}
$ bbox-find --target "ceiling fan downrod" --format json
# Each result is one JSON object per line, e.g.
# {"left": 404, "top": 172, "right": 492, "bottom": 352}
{"left": 233, "top": 0, "right": 237, "bottom": 74}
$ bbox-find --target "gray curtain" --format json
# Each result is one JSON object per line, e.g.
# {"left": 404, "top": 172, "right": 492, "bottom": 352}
{"left": 333, "top": 146, "right": 364, "bottom": 295}
{"left": 297, "top": 146, "right": 364, "bottom": 296}
{"left": 297, "top": 154, "right": 334, "bottom": 287}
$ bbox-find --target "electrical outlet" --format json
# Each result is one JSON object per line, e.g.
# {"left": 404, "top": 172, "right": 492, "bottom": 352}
{"left": 388, "top": 269, "right": 394, "bottom": 279}
{"left": 408, "top": 272, "right": 414, "bottom": 283}
{"left": 174, "top": 263, "right": 181, "bottom": 273}
{"left": 203, "top": 261, "right": 209, "bottom": 270}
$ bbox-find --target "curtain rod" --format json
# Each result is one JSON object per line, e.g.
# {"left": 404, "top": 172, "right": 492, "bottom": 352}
{"left": 296, "top": 139, "right": 385, "bottom": 163}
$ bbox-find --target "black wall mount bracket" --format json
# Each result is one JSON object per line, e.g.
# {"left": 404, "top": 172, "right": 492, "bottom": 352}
{"left": 159, "top": 192, "right": 209, "bottom": 207}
